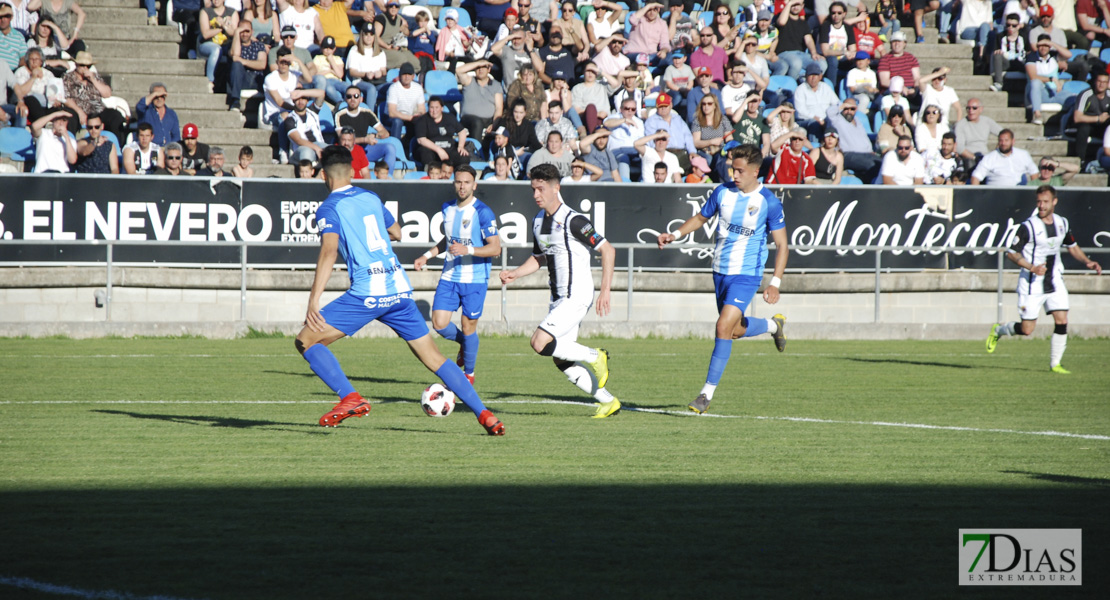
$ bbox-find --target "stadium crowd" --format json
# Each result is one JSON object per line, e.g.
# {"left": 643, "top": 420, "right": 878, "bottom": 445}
{"left": 1, "top": 0, "right": 1109, "bottom": 181}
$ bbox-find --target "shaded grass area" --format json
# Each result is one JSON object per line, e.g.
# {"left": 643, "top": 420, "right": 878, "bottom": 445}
{"left": 0, "top": 337, "right": 1107, "bottom": 598}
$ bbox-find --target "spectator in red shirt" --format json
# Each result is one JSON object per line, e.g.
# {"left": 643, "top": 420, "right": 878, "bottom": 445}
{"left": 766, "top": 128, "right": 817, "bottom": 184}
{"left": 1076, "top": 0, "right": 1110, "bottom": 49}
{"left": 853, "top": 9, "right": 884, "bottom": 60}
{"left": 877, "top": 31, "right": 921, "bottom": 101}
{"left": 337, "top": 125, "right": 370, "bottom": 178}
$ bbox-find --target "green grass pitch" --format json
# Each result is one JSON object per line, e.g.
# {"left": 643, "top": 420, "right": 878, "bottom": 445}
{"left": 1, "top": 336, "right": 1107, "bottom": 599}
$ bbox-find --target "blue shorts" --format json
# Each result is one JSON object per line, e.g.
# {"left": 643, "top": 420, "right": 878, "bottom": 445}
{"left": 320, "top": 291, "right": 429, "bottom": 341}
{"left": 712, "top": 273, "right": 762, "bottom": 314}
{"left": 431, "top": 280, "right": 488, "bottom": 320}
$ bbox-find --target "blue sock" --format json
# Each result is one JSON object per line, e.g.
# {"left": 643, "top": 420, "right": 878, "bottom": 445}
{"left": 303, "top": 344, "right": 356, "bottom": 399}
{"left": 434, "top": 322, "right": 464, "bottom": 344}
{"left": 742, "top": 317, "right": 769, "bottom": 338}
{"left": 463, "top": 332, "right": 479, "bottom": 374}
{"left": 436, "top": 361, "right": 486, "bottom": 416}
{"left": 705, "top": 338, "right": 733, "bottom": 386}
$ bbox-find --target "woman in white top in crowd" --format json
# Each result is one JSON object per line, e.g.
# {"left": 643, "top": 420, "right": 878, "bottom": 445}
{"left": 27, "top": 17, "right": 70, "bottom": 74}
{"left": 587, "top": 1, "right": 624, "bottom": 45}
{"left": 736, "top": 33, "right": 769, "bottom": 97}
{"left": 276, "top": 0, "right": 323, "bottom": 52}
{"left": 914, "top": 103, "right": 949, "bottom": 155}
{"left": 346, "top": 25, "right": 387, "bottom": 110}
{"left": 917, "top": 66, "right": 961, "bottom": 124}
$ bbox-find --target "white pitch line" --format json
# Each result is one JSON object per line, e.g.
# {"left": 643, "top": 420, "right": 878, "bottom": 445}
{"left": 1, "top": 399, "right": 1106, "bottom": 441}
{"left": 0, "top": 575, "right": 205, "bottom": 600}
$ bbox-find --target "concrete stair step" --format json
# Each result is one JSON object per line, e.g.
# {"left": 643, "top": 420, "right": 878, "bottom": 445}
{"left": 84, "top": 7, "right": 150, "bottom": 26}
{"left": 1071, "top": 173, "right": 1109, "bottom": 187}
{"left": 97, "top": 57, "right": 204, "bottom": 77}
{"left": 250, "top": 164, "right": 298, "bottom": 178}
{"left": 83, "top": 0, "right": 148, "bottom": 7}
{"left": 944, "top": 75, "right": 993, "bottom": 89}
{"left": 916, "top": 59, "right": 975, "bottom": 77}
{"left": 199, "top": 128, "right": 276, "bottom": 146}
{"left": 109, "top": 73, "right": 211, "bottom": 94}
{"left": 174, "top": 110, "right": 246, "bottom": 129}
{"left": 82, "top": 24, "right": 181, "bottom": 43}
{"left": 108, "top": 91, "right": 227, "bottom": 111}
{"left": 947, "top": 90, "right": 1009, "bottom": 107}
{"left": 901, "top": 44, "right": 975, "bottom": 59}
{"left": 1018, "top": 140, "right": 1069, "bottom": 155}
{"left": 93, "top": 41, "right": 180, "bottom": 60}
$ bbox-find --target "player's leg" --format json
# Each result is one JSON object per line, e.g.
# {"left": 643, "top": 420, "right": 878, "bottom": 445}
{"left": 383, "top": 298, "right": 504, "bottom": 434}
{"left": 988, "top": 292, "right": 1043, "bottom": 353}
{"left": 298, "top": 293, "right": 373, "bottom": 427}
{"left": 530, "top": 299, "right": 610, "bottom": 388}
{"left": 1046, "top": 289, "right": 1071, "bottom": 373}
{"left": 431, "top": 281, "right": 466, "bottom": 347}
{"left": 456, "top": 283, "right": 488, "bottom": 379}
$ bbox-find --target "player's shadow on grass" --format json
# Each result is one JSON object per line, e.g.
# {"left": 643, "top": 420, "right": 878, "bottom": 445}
{"left": 263, "top": 370, "right": 418, "bottom": 385}
{"left": 839, "top": 357, "right": 1016, "bottom": 370}
{"left": 92, "top": 410, "right": 326, "bottom": 435}
{"left": 1002, "top": 470, "right": 1110, "bottom": 488}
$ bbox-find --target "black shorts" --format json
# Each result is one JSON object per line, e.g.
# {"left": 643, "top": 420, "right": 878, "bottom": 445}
{"left": 909, "top": 0, "right": 933, "bottom": 12}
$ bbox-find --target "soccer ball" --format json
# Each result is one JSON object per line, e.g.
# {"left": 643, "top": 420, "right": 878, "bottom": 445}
{"left": 420, "top": 383, "right": 456, "bottom": 417}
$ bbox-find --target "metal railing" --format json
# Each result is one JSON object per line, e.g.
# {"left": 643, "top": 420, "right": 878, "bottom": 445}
{"left": 2, "top": 240, "right": 1106, "bottom": 324}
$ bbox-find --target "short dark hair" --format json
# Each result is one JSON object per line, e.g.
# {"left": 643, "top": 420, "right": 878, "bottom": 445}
{"left": 374, "top": 161, "right": 388, "bottom": 170}
{"left": 728, "top": 144, "right": 762, "bottom": 167}
{"left": 999, "top": 128, "right": 1014, "bottom": 138}
{"left": 1005, "top": 13, "right": 1021, "bottom": 22}
{"left": 320, "top": 145, "right": 353, "bottom": 172}
{"left": 896, "top": 134, "right": 914, "bottom": 144}
{"left": 276, "top": 47, "right": 292, "bottom": 58}
{"left": 548, "top": 100, "right": 563, "bottom": 111}
{"left": 454, "top": 164, "right": 477, "bottom": 178}
{"left": 1036, "top": 184, "right": 1057, "bottom": 198}
{"left": 137, "top": 123, "right": 153, "bottom": 133}
{"left": 653, "top": 161, "right": 668, "bottom": 171}
{"left": 239, "top": 145, "right": 253, "bottom": 157}
{"left": 428, "top": 96, "right": 444, "bottom": 107}
{"left": 941, "top": 132, "right": 956, "bottom": 142}
{"left": 529, "top": 163, "right": 561, "bottom": 182}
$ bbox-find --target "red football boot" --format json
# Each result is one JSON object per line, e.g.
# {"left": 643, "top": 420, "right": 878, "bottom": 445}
{"left": 477, "top": 410, "right": 504, "bottom": 436}
{"left": 319, "top": 393, "right": 371, "bottom": 427}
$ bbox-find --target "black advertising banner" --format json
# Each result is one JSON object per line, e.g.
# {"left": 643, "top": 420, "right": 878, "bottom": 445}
{"left": 1, "top": 175, "right": 1106, "bottom": 271}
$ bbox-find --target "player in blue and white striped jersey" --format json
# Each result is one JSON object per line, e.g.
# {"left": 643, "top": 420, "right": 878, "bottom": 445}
{"left": 657, "top": 144, "right": 790, "bottom": 415}
{"left": 414, "top": 165, "right": 502, "bottom": 384}
{"left": 295, "top": 146, "right": 504, "bottom": 435}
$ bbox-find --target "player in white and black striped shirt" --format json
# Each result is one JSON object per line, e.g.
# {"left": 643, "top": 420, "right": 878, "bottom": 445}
{"left": 986, "top": 185, "right": 1102, "bottom": 374}
{"left": 499, "top": 164, "right": 622, "bottom": 418}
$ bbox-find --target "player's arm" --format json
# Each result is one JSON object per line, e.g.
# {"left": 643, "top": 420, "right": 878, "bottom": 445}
{"left": 451, "top": 234, "right": 501, "bottom": 258}
{"left": 387, "top": 221, "right": 401, "bottom": 241}
{"left": 414, "top": 237, "right": 448, "bottom": 270}
{"left": 657, "top": 213, "right": 710, "bottom": 248}
{"left": 763, "top": 226, "right": 789, "bottom": 304}
{"left": 499, "top": 255, "right": 542, "bottom": 285}
{"left": 596, "top": 240, "right": 615, "bottom": 317}
{"left": 1066, "top": 245, "right": 1102, "bottom": 275}
{"left": 305, "top": 232, "right": 340, "bottom": 332}
{"left": 1005, "top": 250, "right": 1045, "bottom": 275}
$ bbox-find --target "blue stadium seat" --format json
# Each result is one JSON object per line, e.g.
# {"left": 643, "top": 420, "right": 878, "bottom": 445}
{"left": 1101, "top": 47, "right": 1110, "bottom": 63}
{"left": 1062, "top": 80, "right": 1090, "bottom": 96}
{"left": 100, "top": 131, "right": 124, "bottom": 158}
{"left": 697, "top": 12, "right": 713, "bottom": 28}
{"left": 0, "top": 127, "right": 34, "bottom": 162}
{"left": 424, "top": 70, "right": 462, "bottom": 104}
{"left": 438, "top": 8, "right": 473, "bottom": 29}
{"left": 386, "top": 67, "right": 400, "bottom": 84}
{"left": 378, "top": 136, "right": 415, "bottom": 171}
{"left": 469, "top": 160, "right": 489, "bottom": 172}
{"left": 840, "top": 174, "right": 864, "bottom": 185}
{"left": 404, "top": 170, "right": 426, "bottom": 179}
{"left": 318, "top": 103, "right": 336, "bottom": 137}
{"left": 767, "top": 75, "right": 798, "bottom": 96}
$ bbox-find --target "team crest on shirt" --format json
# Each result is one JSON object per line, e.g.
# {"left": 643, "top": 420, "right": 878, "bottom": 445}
{"left": 462, "top": 218, "right": 471, "bottom": 227}
{"left": 747, "top": 204, "right": 759, "bottom": 217}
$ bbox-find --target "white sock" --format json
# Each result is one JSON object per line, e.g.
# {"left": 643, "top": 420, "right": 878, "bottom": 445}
{"left": 998, "top": 322, "right": 1018, "bottom": 336}
{"left": 553, "top": 340, "right": 598, "bottom": 363}
{"left": 563, "top": 363, "right": 594, "bottom": 393}
{"left": 766, "top": 320, "right": 778, "bottom": 335}
{"left": 1050, "top": 333, "right": 1067, "bottom": 368}
{"left": 700, "top": 383, "right": 717, "bottom": 401}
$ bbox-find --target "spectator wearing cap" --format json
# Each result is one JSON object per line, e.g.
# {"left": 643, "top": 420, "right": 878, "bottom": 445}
{"left": 880, "top": 135, "right": 925, "bottom": 185}
{"left": 490, "top": 21, "right": 532, "bottom": 87}
{"left": 1025, "top": 155, "right": 1080, "bottom": 186}
{"left": 810, "top": 128, "right": 844, "bottom": 184}
{"left": 1073, "top": 71, "right": 1109, "bottom": 167}
{"left": 592, "top": 34, "right": 631, "bottom": 80}
{"left": 136, "top": 82, "right": 181, "bottom": 147}
{"left": 816, "top": 2, "right": 857, "bottom": 86}
{"left": 196, "top": 146, "right": 232, "bottom": 177}
{"left": 477, "top": 0, "right": 513, "bottom": 40}
{"left": 180, "top": 123, "right": 210, "bottom": 174}
{"left": 665, "top": 0, "right": 698, "bottom": 52}
{"left": 624, "top": 3, "right": 671, "bottom": 65}
{"left": 346, "top": 23, "right": 387, "bottom": 109}
{"left": 750, "top": 10, "right": 779, "bottom": 61}
{"left": 879, "top": 76, "right": 912, "bottom": 125}
{"left": 825, "top": 98, "right": 882, "bottom": 182}
{"left": 415, "top": 95, "right": 472, "bottom": 167}
{"left": 374, "top": 0, "right": 420, "bottom": 73}
{"left": 603, "top": 96, "right": 647, "bottom": 179}
{"left": 877, "top": 31, "right": 920, "bottom": 101}
{"left": 336, "top": 84, "right": 396, "bottom": 175}
{"left": 485, "top": 124, "right": 514, "bottom": 163}
{"left": 198, "top": 0, "right": 239, "bottom": 87}
{"left": 65, "top": 50, "right": 127, "bottom": 143}
{"left": 663, "top": 50, "right": 696, "bottom": 114}
{"left": 969, "top": 128, "right": 1038, "bottom": 185}
{"left": 552, "top": 1, "right": 591, "bottom": 61}
{"left": 644, "top": 92, "right": 695, "bottom": 170}
{"left": 579, "top": 128, "right": 621, "bottom": 181}
{"left": 457, "top": 59, "right": 504, "bottom": 146}
{"left": 31, "top": 109, "right": 76, "bottom": 173}
{"left": 228, "top": 22, "right": 271, "bottom": 111}
{"left": 282, "top": 86, "right": 325, "bottom": 163}
{"left": 846, "top": 51, "right": 878, "bottom": 111}
{"left": 532, "top": 22, "right": 576, "bottom": 85}
{"left": 268, "top": 25, "right": 326, "bottom": 107}
{"left": 313, "top": 35, "right": 348, "bottom": 106}
{"left": 634, "top": 129, "right": 682, "bottom": 182}
{"left": 772, "top": 0, "right": 826, "bottom": 82}
{"left": 276, "top": 0, "right": 323, "bottom": 52}
{"left": 493, "top": 7, "right": 519, "bottom": 45}
{"left": 1028, "top": 6, "right": 1089, "bottom": 85}
{"left": 1025, "top": 34, "right": 1063, "bottom": 126}
{"left": 436, "top": 8, "right": 476, "bottom": 69}
{"left": 572, "top": 61, "right": 616, "bottom": 131}
{"left": 0, "top": 4, "right": 27, "bottom": 74}
{"left": 1076, "top": 0, "right": 1110, "bottom": 50}
{"left": 591, "top": 2, "right": 627, "bottom": 46}
{"left": 690, "top": 26, "right": 729, "bottom": 84}
{"left": 766, "top": 127, "right": 818, "bottom": 184}
{"left": 794, "top": 62, "right": 838, "bottom": 141}
{"left": 720, "top": 62, "right": 753, "bottom": 124}
{"left": 335, "top": 126, "right": 371, "bottom": 178}
{"left": 313, "top": 0, "right": 355, "bottom": 53}
{"left": 385, "top": 62, "right": 426, "bottom": 141}
{"left": 684, "top": 67, "right": 724, "bottom": 123}
{"left": 685, "top": 154, "right": 711, "bottom": 183}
